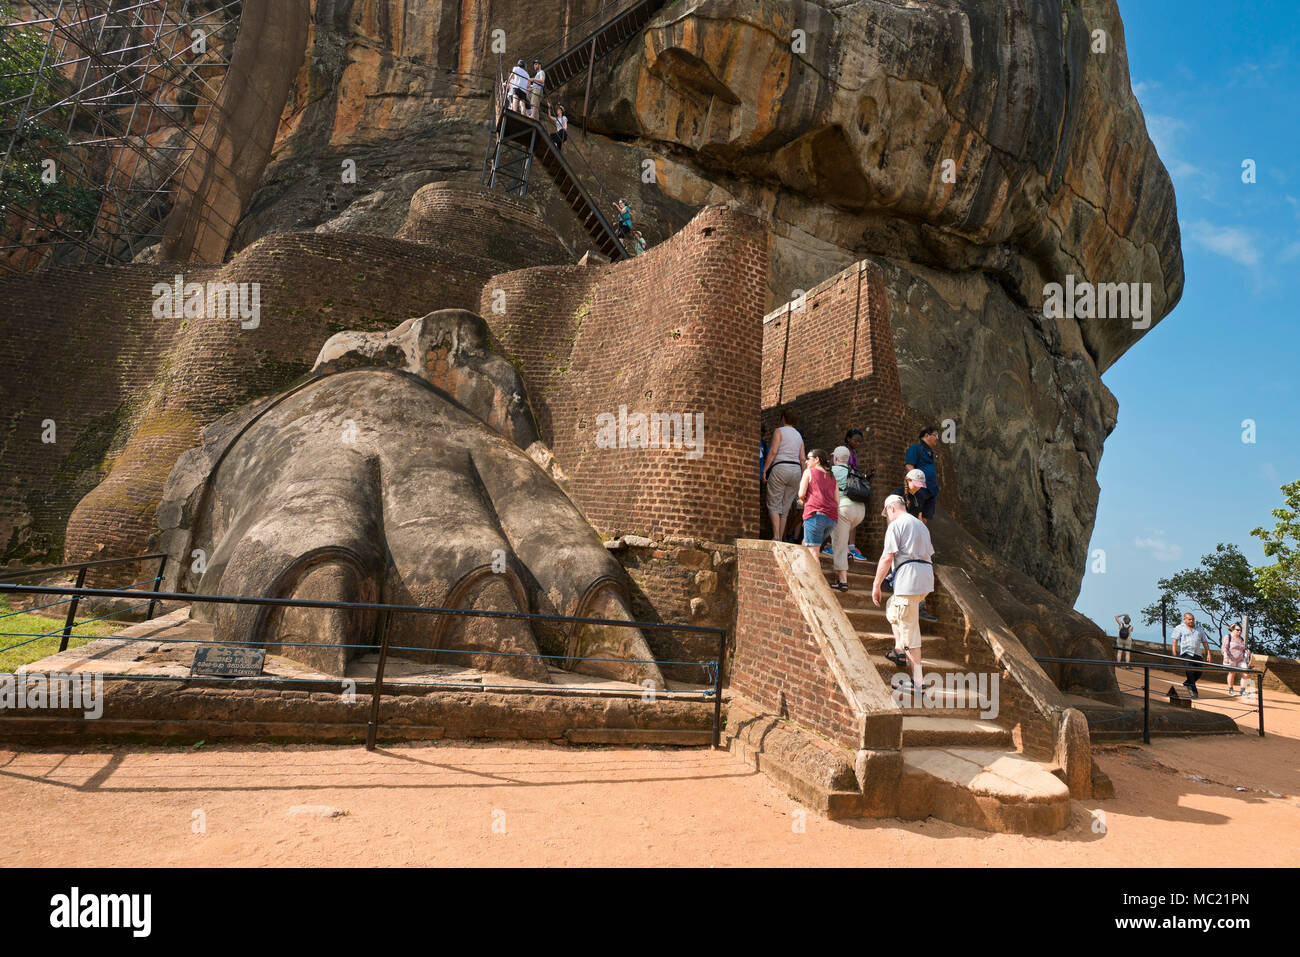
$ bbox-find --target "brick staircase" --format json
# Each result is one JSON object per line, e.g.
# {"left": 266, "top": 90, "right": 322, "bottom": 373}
{"left": 820, "top": 552, "right": 1072, "bottom": 834}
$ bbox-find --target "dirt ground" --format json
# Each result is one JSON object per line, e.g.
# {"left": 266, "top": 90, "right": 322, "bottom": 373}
{"left": 2, "top": 687, "right": 1296, "bottom": 867}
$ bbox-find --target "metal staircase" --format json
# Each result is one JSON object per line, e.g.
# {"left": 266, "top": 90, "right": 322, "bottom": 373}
{"left": 480, "top": 0, "right": 672, "bottom": 260}
{"left": 481, "top": 107, "right": 627, "bottom": 261}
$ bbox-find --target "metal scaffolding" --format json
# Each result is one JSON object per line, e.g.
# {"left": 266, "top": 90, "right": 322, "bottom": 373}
{"left": 0, "top": 0, "right": 243, "bottom": 273}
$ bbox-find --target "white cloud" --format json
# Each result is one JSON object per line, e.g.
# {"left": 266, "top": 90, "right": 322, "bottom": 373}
{"left": 1134, "top": 535, "right": 1183, "bottom": 563}
{"left": 1183, "top": 219, "right": 1261, "bottom": 269}
{"left": 1144, "top": 113, "right": 1209, "bottom": 191}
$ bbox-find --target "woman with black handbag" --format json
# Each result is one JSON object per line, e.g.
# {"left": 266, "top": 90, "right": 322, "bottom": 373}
{"left": 827, "top": 446, "right": 867, "bottom": 591}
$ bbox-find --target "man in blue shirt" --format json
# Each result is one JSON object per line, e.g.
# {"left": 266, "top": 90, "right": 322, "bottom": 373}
{"left": 904, "top": 426, "right": 940, "bottom": 507}
{"left": 1169, "top": 612, "right": 1212, "bottom": 698}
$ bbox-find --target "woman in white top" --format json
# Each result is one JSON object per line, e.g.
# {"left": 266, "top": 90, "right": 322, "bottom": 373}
{"left": 509, "top": 60, "right": 531, "bottom": 113}
{"left": 827, "top": 446, "right": 865, "bottom": 591}
{"left": 550, "top": 105, "right": 568, "bottom": 151}
{"left": 761, "top": 408, "right": 805, "bottom": 542}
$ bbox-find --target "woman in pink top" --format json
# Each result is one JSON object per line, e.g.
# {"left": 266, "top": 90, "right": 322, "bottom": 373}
{"left": 797, "top": 448, "right": 838, "bottom": 559}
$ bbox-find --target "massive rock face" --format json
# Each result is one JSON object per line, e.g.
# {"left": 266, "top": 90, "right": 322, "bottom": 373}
{"left": 224, "top": 0, "right": 1182, "bottom": 604}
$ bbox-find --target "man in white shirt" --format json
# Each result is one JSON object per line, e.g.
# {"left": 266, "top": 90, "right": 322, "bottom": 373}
{"left": 529, "top": 60, "right": 545, "bottom": 118}
{"left": 1169, "top": 612, "right": 1212, "bottom": 698}
{"left": 872, "top": 494, "right": 935, "bottom": 692}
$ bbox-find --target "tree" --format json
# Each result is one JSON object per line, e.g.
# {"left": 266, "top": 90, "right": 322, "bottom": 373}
{"left": 0, "top": 3, "right": 101, "bottom": 239}
{"left": 1252, "top": 480, "right": 1300, "bottom": 603}
{"left": 1146, "top": 543, "right": 1298, "bottom": 657}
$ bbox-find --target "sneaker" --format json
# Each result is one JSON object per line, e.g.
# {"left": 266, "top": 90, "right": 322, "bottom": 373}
{"left": 822, "top": 545, "right": 834, "bottom": 557}
{"left": 1189, "top": 686, "right": 1199, "bottom": 699}
{"left": 918, "top": 605, "right": 939, "bottom": 623}
{"left": 848, "top": 546, "right": 867, "bottom": 562}
{"left": 1227, "top": 689, "right": 1240, "bottom": 697}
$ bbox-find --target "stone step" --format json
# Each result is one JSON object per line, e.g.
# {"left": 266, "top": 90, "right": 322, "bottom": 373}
{"left": 898, "top": 747, "right": 1071, "bottom": 835}
{"left": 890, "top": 683, "right": 992, "bottom": 720}
{"left": 901, "top": 717, "right": 1012, "bottom": 749}
{"left": 870, "top": 654, "right": 969, "bottom": 677}
{"left": 842, "top": 604, "right": 963, "bottom": 639}
{"left": 856, "top": 630, "right": 951, "bottom": 655}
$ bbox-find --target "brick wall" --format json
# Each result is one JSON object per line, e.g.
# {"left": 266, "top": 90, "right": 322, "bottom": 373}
{"left": 731, "top": 544, "right": 861, "bottom": 750}
{"left": 396, "top": 181, "right": 570, "bottom": 270}
{"left": 610, "top": 536, "right": 736, "bottom": 684}
{"left": 483, "top": 203, "right": 770, "bottom": 543}
{"left": 760, "top": 261, "right": 911, "bottom": 551}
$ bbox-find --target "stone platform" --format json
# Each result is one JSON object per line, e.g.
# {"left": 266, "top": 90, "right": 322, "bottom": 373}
{"left": 1, "top": 609, "right": 716, "bottom": 746}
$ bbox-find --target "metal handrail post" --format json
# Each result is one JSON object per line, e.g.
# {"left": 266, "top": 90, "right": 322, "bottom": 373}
{"left": 1142, "top": 666, "right": 1150, "bottom": 745}
{"left": 365, "top": 611, "right": 394, "bottom": 751}
{"left": 1257, "top": 675, "right": 1264, "bottom": 737}
{"left": 146, "top": 554, "right": 167, "bottom": 620}
{"left": 712, "top": 627, "right": 725, "bottom": 747}
{"left": 58, "top": 566, "right": 88, "bottom": 653}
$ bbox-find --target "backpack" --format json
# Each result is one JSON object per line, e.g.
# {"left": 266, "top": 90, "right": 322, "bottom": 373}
{"left": 842, "top": 467, "right": 872, "bottom": 504}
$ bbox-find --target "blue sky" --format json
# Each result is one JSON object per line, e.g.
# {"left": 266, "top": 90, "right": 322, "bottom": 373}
{"left": 1073, "top": 0, "right": 1300, "bottom": 639}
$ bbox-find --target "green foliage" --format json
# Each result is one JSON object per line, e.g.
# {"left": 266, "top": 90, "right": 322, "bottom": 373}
{"left": 1145, "top": 542, "right": 1299, "bottom": 657}
{"left": 0, "top": 596, "right": 121, "bottom": 671}
{"left": 1251, "top": 479, "right": 1300, "bottom": 608}
{"left": 0, "top": 4, "right": 100, "bottom": 233}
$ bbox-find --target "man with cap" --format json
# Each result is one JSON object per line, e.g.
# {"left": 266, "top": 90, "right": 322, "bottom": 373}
{"left": 891, "top": 468, "right": 935, "bottom": 524}
{"left": 887, "top": 468, "right": 938, "bottom": 621}
{"left": 529, "top": 59, "right": 546, "bottom": 119}
{"left": 872, "top": 493, "right": 935, "bottom": 692}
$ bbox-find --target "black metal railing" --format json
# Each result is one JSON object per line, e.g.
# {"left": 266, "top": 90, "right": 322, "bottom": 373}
{"left": 0, "top": 579, "right": 727, "bottom": 749}
{"left": 1035, "top": 645, "right": 1266, "bottom": 743}
{"left": 0, "top": 553, "right": 168, "bottom": 653}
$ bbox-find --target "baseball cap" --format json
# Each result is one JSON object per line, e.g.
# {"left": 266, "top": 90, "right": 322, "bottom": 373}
{"left": 881, "top": 493, "right": 905, "bottom": 516}
{"left": 833, "top": 445, "right": 851, "bottom": 462}
{"left": 906, "top": 468, "right": 926, "bottom": 486}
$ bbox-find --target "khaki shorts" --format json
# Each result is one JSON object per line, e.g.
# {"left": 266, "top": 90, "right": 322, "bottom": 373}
{"left": 886, "top": 593, "right": 928, "bottom": 650}
{"left": 1116, "top": 635, "right": 1133, "bottom": 651}
{"left": 765, "top": 461, "right": 801, "bottom": 516}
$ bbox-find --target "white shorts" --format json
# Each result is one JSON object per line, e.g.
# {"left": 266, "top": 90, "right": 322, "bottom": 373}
{"left": 886, "top": 593, "right": 927, "bottom": 650}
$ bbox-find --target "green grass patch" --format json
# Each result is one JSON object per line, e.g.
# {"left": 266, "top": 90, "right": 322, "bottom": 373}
{"left": 0, "top": 598, "right": 123, "bottom": 672}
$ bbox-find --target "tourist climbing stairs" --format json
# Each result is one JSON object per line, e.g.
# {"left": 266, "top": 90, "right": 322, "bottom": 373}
{"left": 531, "top": 0, "right": 671, "bottom": 90}
{"left": 481, "top": 0, "right": 672, "bottom": 260}
{"left": 820, "top": 553, "right": 1073, "bottom": 833}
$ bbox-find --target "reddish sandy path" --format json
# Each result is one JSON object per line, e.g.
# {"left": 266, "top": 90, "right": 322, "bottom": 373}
{"left": 2, "top": 691, "right": 1296, "bottom": 867}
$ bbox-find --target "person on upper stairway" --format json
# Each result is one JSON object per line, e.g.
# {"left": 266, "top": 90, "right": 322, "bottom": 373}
{"left": 614, "top": 199, "right": 633, "bottom": 239}
{"left": 529, "top": 59, "right": 546, "bottom": 119}
{"left": 549, "top": 104, "right": 568, "bottom": 151}
{"left": 508, "top": 59, "right": 531, "bottom": 113}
